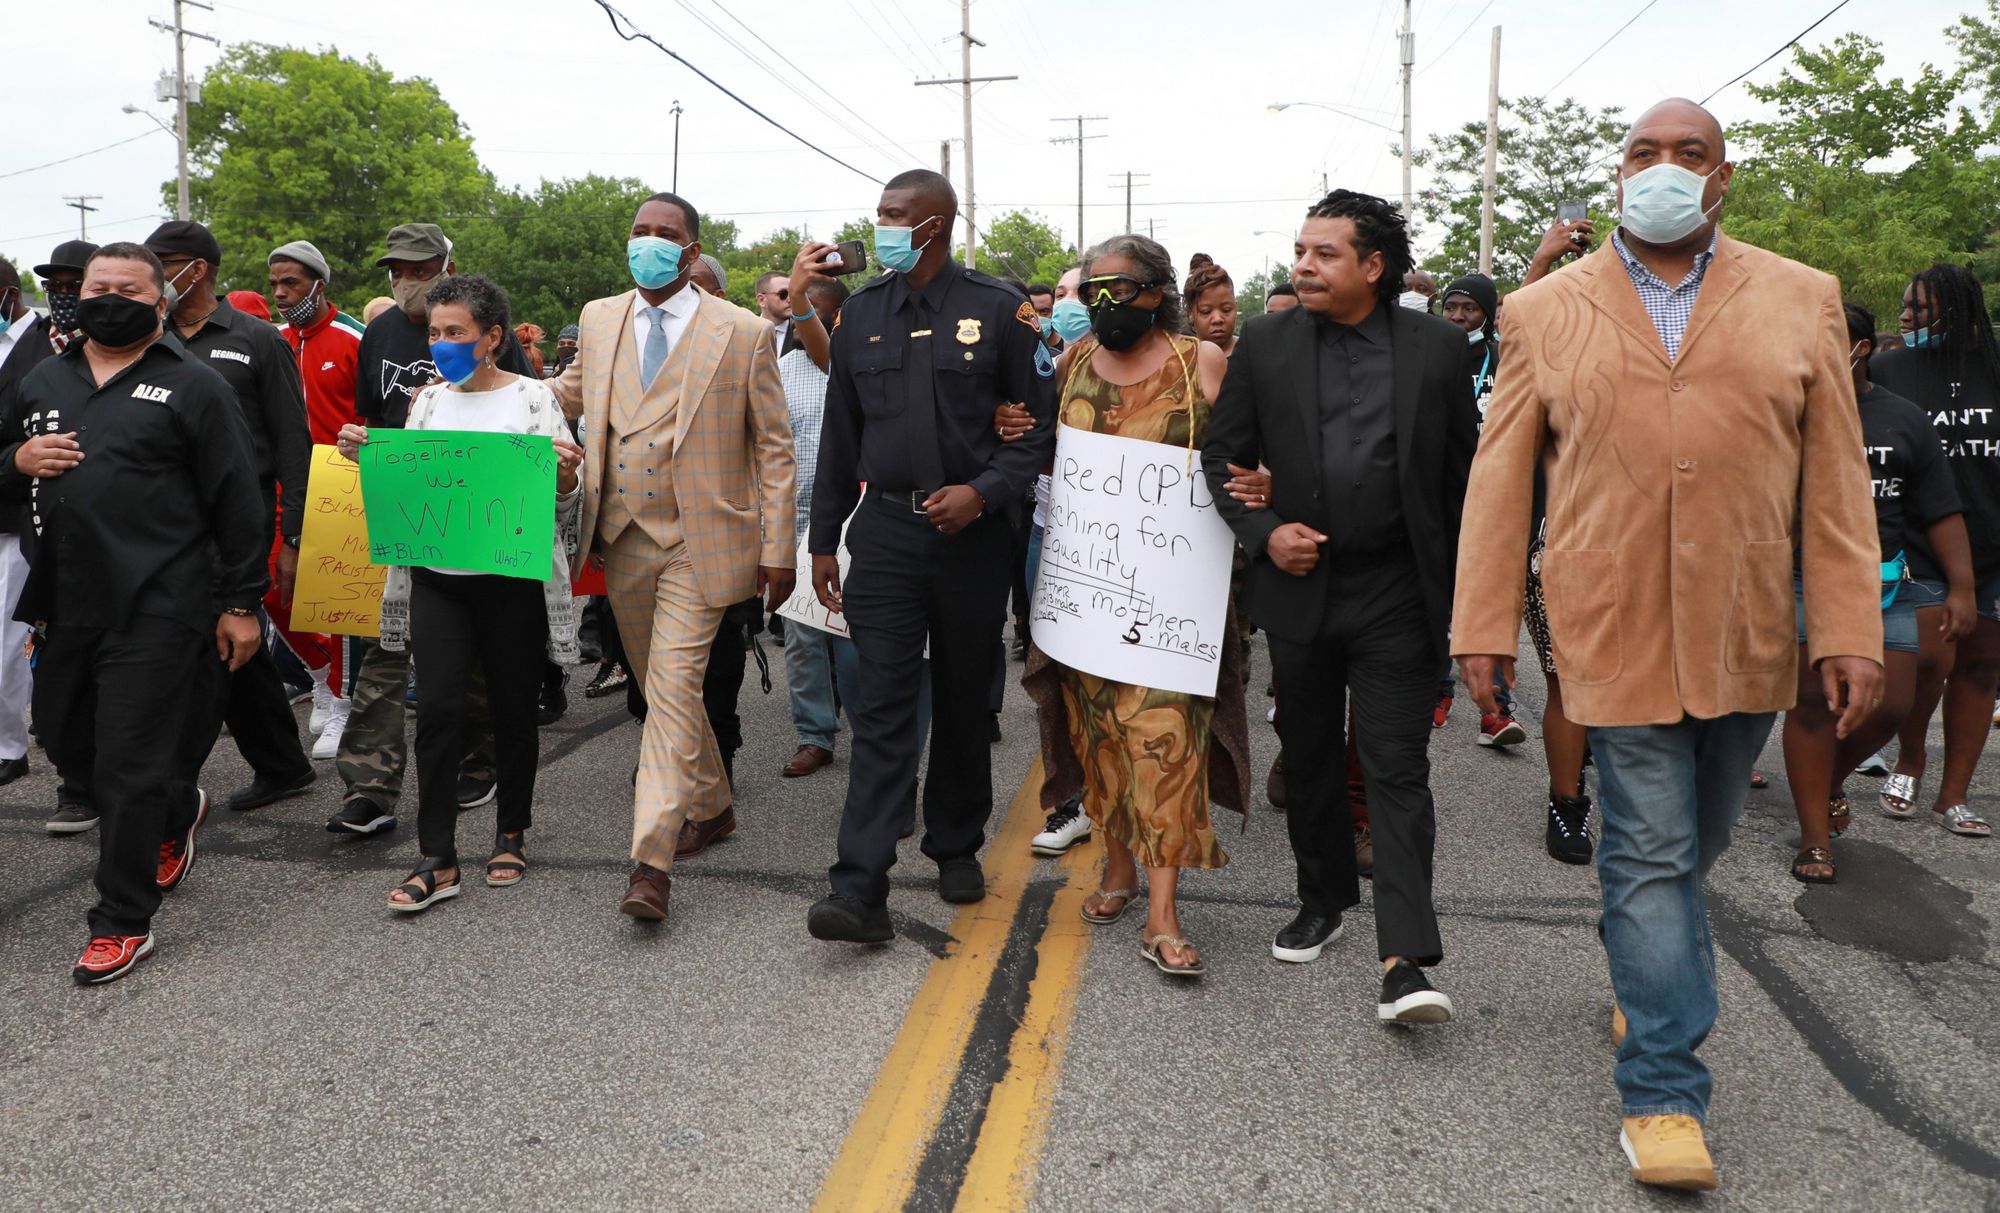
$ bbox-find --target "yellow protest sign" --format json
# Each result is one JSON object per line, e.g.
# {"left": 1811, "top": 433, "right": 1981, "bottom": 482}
{"left": 292, "top": 444, "right": 385, "bottom": 637}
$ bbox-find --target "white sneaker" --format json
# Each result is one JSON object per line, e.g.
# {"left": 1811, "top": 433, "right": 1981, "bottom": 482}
{"left": 308, "top": 677, "right": 335, "bottom": 735}
{"left": 1030, "top": 799, "right": 1090, "bottom": 857}
{"left": 1856, "top": 749, "right": 1890, "bottom": 777}
{"left": 310, "top": 699, "right": 351, "bottom": 760}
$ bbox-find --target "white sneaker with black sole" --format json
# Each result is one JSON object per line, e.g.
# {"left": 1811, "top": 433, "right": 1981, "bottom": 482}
{"left": 310, "top": 698, "right": 351, "bottom": 760}
{"left": 308, "top": 678, "right": 335, "bottom": 735}
{"left": 1856, "top": 749, "right": 1890, "bottom": 777}
{"left": 1378, "top": 958, "right": 1453, "bottom": 1024}
{"left": 1030, "top": 799, "right": 1090, "bottom": 856}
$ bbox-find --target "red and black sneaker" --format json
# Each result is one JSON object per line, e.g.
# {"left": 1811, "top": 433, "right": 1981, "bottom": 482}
{"left": 1432, "top": 695, "right": 1454, "bottom": 730}
{"left": 1478, "top": 712, "right": 1528, "bottom": 748}
{"left": 157, "top": 788, "right": 210, "bottom": 892}
{"left": 72, "top": 933, "right": 155, "bottom": 985}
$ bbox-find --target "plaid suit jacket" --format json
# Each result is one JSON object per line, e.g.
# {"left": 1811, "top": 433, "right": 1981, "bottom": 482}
{"left": 557, "top": 288, "right": 796, "bottom": 609}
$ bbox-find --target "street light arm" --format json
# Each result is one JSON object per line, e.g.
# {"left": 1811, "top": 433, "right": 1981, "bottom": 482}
{"left": 122, "top": 105, "right": 178, "bottom": 138}
{"left": 1267, "top": 99, "right": 1401, "bottom": 134}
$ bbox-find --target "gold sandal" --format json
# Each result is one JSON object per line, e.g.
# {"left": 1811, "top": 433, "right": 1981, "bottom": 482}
{"left": 1080, "top": 886, "right": 1140, "bottom": 925}
{"left": 1141, "top": 933, "right": 1205, "bottom": 977}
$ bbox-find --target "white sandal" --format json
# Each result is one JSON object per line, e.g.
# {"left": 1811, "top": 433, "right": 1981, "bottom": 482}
{"left": 1936, "top": 804, "right": 1991, "bottom": 837}
{"left": 1880, "top": 773, "right": 1919, "bottom": 819}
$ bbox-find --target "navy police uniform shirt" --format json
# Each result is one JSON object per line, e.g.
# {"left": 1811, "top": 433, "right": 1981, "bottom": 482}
{"left": 809, "top": 259, "right": 1056, "bottom": 554}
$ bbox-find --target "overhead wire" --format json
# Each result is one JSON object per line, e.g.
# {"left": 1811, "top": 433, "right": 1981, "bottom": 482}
{"left": 584, "top": 0, "right": 884, "bottom": 184}
{"left": 0, "top": 131, "right": 168, "bottom": 181}
{"left": 1418, "top": 0, "right": 1500, "bottom": 76}
{"left": 1700, "top": 0, "right": 1857, "bottom": 104}
{"left": 1538, "top": 0, "right": 1664, "bottom": 99}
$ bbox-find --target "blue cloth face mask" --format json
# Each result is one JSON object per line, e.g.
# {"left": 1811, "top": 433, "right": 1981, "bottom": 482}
{"left": 430, "top": 338, "right": 481, "bottom": 386}
{"left": 1905, "top": 325, "right": 1941, "bottom": 350}
{"left": 1050, "top": 298, "right": 1092, "bottom": 342}
{"left": 874, "top": 217, "right": 937, "bottom": 273}
{"left": 1619, "top": 162, "right": 1723, "bottom": 245}
{"left": 627, "top": 236, "right": 687, "bottom": 290}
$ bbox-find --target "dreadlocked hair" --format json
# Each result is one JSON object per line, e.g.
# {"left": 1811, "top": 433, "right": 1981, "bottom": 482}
{"left": 1910, "top": 263, "right": 2000, "bottom": 385}
{"left": 1305, "top": 189, "right": 1412, "bottom": 309}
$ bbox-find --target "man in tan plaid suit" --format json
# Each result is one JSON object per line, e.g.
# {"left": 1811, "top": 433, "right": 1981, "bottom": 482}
{"left": 553, "top": 191, "right": 796, "bottom": 921}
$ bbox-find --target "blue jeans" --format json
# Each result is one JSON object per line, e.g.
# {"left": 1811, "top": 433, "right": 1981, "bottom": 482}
{"left": 1589, "top": 712, "right": 1775, "bottom": 1123}
{"left": 1437, "top": 656, "right": 1513, "bottom": 713}
{"left": 783, "top": 621, "right": 932, "bottom": 757}
{"left": 1025, "top": 524, "right": 1044, "bottom": 600}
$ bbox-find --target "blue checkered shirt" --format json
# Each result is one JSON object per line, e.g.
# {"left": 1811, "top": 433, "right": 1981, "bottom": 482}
{"left": 779, "top": 348, "right": 828, "bottom": 540}
{"left": 1610, "top": 228, "right": 1716, "bottom": 362}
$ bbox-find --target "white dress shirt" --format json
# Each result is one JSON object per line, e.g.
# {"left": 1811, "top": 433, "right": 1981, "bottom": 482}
{"left": 0, "top": 308, "right": 30, "bottom": 369}
{"left": 770, "top": 317, "right": 791, "bottom": 354}
{"left": 629, "top": 283, "right": 702, "bottom": 382}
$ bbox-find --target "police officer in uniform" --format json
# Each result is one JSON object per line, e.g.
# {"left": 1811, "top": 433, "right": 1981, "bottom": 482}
{"left": 806, "top": 169, "right": 1057, "bottom": 942}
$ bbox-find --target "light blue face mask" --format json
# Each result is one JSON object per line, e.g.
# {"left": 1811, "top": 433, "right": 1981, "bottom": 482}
{"left": 1050, "top": 298, "right": 1091, "bottom": 342}
{"left": 1466, "top": 328, "right": 1486, "bottom": 345}
{"left": 627, "top": 236, "right": 687, "bottom": 290}
{"left": 1620, "top": 162, "right": 1723, "bottom": 245}
{"left": 0, "top": 287, "right": 15, "bottom": 337}
{"left": 874, "top": 216, "right": 937, "bottom": 273}
{"left": 1905, "top": 325, "right": 1941, "bottom": 350}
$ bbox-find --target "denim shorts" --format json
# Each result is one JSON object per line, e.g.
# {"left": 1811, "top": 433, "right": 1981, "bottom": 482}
{"left": 1901, "top": 575, "right": 2000, "bottom": 623}
{"left": 1795, "top": 577, "right": 1919, "bottom": 654}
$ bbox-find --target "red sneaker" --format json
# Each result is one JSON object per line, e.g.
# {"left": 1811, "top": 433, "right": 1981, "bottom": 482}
{"left": 157, "top": 788, "right": 210, "bottom": 891}
{"left": 1478, "top": 713, "right": 1528, "bottom": 747}
{"left": 1432, "top": 695, "right": 1453, "bottom": 730}
{"left": 72, "top": 933, "right": 155, "bottom": 985}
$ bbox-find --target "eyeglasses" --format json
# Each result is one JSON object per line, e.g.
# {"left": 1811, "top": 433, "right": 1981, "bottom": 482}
{"left": 1080, "top": 274, "right": 1155, "bottom": 306}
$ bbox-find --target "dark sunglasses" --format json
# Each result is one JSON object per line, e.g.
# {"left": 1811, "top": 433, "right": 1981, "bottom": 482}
{"left": 1081, "top": 274, "right": 1155, "bottom": 306}
{"left": 771, "top": 288, "right": 790, "bottom": 300}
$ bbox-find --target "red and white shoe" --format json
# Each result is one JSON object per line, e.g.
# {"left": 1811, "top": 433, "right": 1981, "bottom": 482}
{"left": 1478, "top": 713, "right": 1528, "bottom": 747}
{"left": 72, "top": 933, "right": 155, "bottom": 985}
{"left": 1432, "top": 695, "right": 1453, "bottom": 730}
{"left": 157, "top": 788, "right": 210, "bottom": 891}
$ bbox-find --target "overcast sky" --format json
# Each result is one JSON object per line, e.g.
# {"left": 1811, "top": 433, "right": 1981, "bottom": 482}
{"left": 0, "top": 0, "right": 1974, "bottom": 297}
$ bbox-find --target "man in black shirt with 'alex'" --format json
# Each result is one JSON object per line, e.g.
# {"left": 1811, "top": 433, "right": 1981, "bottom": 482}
{"left": 4, "top": 243, "right": 266, "bottom": 985}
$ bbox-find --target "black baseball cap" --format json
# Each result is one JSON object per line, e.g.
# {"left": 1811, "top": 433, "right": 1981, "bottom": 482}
{"left": 375, "top": 223, "right": 452, "bottom": 266}
{"left": 33, "top": 239, "right": 99, "bottom": 278}
{"left": 143, "top": 219, "right": 223, "bottom": 265}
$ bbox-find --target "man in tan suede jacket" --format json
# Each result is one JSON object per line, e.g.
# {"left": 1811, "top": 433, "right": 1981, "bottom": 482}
{"left": 1452, "top": 100, "right": 1882, "bottom": 1192}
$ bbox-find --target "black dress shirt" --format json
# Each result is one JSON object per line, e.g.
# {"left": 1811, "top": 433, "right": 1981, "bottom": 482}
{"left": 810, "top": 259, "right": 1057, "bottom": 553}
{"left": 0, "top": 336, "right": 267, "bottom": 634}
{"left": 175, "top": 297, "right": 312, "bottom": 540}
{"left": 1317, "top": 305, "right": 1405, "bottom": 552}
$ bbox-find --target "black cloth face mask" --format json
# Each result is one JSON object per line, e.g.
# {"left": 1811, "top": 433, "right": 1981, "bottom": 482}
{"left": 1089, "top": 299, "right": 1157, "bottom": 351}
{"left": 75, "top": 294, "right": 162, "bottom": 347}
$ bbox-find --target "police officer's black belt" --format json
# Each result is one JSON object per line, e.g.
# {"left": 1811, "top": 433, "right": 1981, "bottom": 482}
{"left": 867, "top": 486, "right": 943, "bottom": 514}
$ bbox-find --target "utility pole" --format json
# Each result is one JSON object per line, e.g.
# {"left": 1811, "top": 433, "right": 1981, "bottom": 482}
{"left": 915, "top": 2, "right": 1016, "bottom": 266}
{"left": 940, "top": 140, "right": 951, "bottom": 177}
{"left": 1479, "top": 27, "right": 1502, "bottom": 275}
{"left": 1398, "top": 0, "right": 1415, "bottom": 216}
{"left": 1050, "top": 116, "right": 1106, "bottom": 254}
{"left": 1107, "top": 171, "right": 1150, "bottom": 234}
{"left": 149, "top": 0, "right": 218, "bottom": 222}
{"left": 671, "top": 100, "right": 683, "bottom": 193}
{"left": 63, "top": 196, "right": 102, "bottom": 239}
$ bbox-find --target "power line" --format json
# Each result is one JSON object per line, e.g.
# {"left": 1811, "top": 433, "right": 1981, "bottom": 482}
{"left": 1540, "top": 0, "right": 1663, "bottom": 99}
{"left": 1418, "top": 0, "right": 1499, "bottom": 75}
{"left": 0, "top": 130, "right": 167, "bottom": 181}
{"left": 585, "top": 0, "right": 883, "bottom": 184}
{"left": 1700, "top": 0, "right": 1857, "bottom": 105}
{"left": 703, "top": 1, "right": 928, "bottom": 164}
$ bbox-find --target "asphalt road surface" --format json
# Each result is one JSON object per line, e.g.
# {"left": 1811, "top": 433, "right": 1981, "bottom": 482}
{"left": 2, "top": 634, "right": 1996, "bottom": 1212}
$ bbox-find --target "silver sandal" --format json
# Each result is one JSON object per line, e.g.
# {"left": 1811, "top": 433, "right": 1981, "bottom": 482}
{"left": 1937, "top": 804, "right": 1992, "bottom": 837}
{"left": 1880, "top": 773, "right": 1919, "bottom": 819}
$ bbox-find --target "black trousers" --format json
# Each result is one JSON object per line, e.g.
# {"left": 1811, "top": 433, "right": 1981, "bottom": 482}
{"left": 832, "top": 494, "right": 1010, "bottom": 905}
{"left": 177, "top": 606, "right": 315, "bottom": 786}
{"left": 36, "top": 616, "right": 209, "bottom": 937}
{"left": 1269, "top": 550, "right": 1444, "bottom": 966}
{"left": 409, "top": 571, "right": 546, "bottom": 864}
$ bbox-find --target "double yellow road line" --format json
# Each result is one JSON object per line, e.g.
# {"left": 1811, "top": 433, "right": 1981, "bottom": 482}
{"left": 812, "top": 760, "right": 1094, "bottom": 1213}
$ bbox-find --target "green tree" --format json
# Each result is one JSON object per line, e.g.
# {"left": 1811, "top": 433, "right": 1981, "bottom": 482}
{"left": 719, "top": 225, "right": 806, "bottom": 312}
{"left": 179, "top": 45, "right": 495, "bottom": 312}
{"left": 974, "top": 210, "right": 1073, "bottom": 287}
{"left": 1235, "top": 264, "right": 1290, "bottom": 320}
{"left": 452, "top": 175, "right": 658, "bottom": 333}
{"left": 1404, "top": 96, "right": 1626, "bottom": 285}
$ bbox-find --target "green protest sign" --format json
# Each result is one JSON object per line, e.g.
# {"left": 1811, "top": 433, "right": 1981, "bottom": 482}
{"left": 356, "top": 429, "right": 556, "bottom": 579}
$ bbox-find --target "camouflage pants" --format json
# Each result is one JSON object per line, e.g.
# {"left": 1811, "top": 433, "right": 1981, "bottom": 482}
{"left": 336, "top": 638, "right": 495, "bottom": 808}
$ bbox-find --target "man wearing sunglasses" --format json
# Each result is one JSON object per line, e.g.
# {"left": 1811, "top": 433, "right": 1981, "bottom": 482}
{"left": 755, "top": 271, "right": 802, "bottom": 358}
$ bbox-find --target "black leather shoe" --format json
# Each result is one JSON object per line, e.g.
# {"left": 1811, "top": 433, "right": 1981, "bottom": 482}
{"left": 1271, "top": 909, "right": 1344, "bottom": 964}
{"left": 807, "top": 894, "right": 894, "bottom": 943}
{"left": 0, "top": 755, "right": 28, "bottom": 786}
{"left": 227, "top": 770, "right": 316, "bottom": 812}
{"left": 937, "top": 858, "right": 986, "bottom": 904}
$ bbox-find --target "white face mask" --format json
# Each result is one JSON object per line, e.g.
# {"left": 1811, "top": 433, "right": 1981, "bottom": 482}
{"left": 1620, "top": 162, "right": 1724, "bottom": 245}
{"left": 1398, "top": 291, "right": 1431, "bottom": 312}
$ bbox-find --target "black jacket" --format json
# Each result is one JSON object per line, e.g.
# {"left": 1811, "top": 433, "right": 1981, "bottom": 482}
{"left": 1201, "top": 302, "right": 1479, "bottom": 654}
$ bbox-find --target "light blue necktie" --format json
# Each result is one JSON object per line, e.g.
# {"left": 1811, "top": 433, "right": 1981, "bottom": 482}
{"left": 640, "top": 305, "right": 668, "bottom": 390}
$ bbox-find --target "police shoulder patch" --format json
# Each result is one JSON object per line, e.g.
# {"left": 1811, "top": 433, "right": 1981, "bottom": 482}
{"left": 1015, "top": 300, "right": 1039, "bottom": 330}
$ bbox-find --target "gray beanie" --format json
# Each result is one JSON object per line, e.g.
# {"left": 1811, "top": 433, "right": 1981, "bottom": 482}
{"left": 269, "top": 239, "right": 330, "bottom": 281}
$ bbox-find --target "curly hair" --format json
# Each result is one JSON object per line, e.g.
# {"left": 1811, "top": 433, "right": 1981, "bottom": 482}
{"left": 1304, "top": 189, "right": 1413, "bottom": 308}
{"left": 423, "top": 272, "right": 511, "bottom": 338}
{"left": 1909, "top": 263, "right": 2000, "bottom": 385}
{"left": 1081, "top": 233, "right": 1184, "bottom": 334}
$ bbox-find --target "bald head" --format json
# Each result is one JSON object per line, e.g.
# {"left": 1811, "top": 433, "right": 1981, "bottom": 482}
{"left": 1624, "top": 98, "right": 1726, "bottom": 162}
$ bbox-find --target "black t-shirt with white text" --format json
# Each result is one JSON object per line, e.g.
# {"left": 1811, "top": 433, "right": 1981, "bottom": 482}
{"left": 1857, "top": 383, "right": 1961, "bottom": 564}
{"left": 355, "top": 308, "right": 536, "bottom": 429}
{"left": 1872, "top": 345, "right": 2000, "bottom": 580}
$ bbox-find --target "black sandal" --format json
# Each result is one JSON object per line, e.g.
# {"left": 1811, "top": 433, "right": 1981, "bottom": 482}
{"left": 388, "top": 856, "right": 461, "bottom": 913}
{"left": 486, "top": 831, "right": 527, "bottom": 888}
{"left": 1790, "top": 846, "right": 1836, "bottom": 884}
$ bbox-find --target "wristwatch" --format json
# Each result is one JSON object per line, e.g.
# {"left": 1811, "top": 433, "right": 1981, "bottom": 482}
{"left": 284, "top": 535, "right": 301, "bottom": 549}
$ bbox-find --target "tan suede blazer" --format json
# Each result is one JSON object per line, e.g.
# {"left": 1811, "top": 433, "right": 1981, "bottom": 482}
{"left": 1451, "top": 234, "right": 1881, "bottom": 727}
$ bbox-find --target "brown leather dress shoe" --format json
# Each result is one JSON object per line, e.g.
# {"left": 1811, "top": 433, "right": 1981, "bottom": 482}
{"left": 1354, "top": 824, "right": 1375, "bottom": 878}
{"left": 782, "top": 744, "right": 834, "bottom": 778}
{"left": 619, "top": 863, "right": 671, "bottom": 920}
{"left": 674, "top": 806, "right": 737, "bottom": 859}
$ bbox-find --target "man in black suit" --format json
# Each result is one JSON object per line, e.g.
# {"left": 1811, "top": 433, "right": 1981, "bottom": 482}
{"left": 1203, "top": 189, "right": 1478, "bottom": 1025}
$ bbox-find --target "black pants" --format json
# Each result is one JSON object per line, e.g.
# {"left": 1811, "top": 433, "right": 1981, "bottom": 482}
{"left": 178, "top": 606, "right": 315, "bottom": 786}
{"left": 409, "top": 571, "right": 546, "bottom": 864}
{"left": 36, "top": 616, "right": 209, "bottom": 937}
{"left": 832, "top": 494, "right": 1010, "bottom": 905}
{"left": 1269, "top": 550, "right": 1444, "bottom": 966}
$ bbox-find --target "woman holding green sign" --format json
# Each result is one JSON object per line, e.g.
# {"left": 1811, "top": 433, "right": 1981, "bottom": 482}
{"left": 338, "top": 273, "right": 584, "bottom": 913}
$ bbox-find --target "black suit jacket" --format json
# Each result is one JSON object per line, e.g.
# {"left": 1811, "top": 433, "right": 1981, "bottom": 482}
{"left": 1202, "top": 302, "right": 1479, "bottom": 654}
{"left": 0, "top": 316, "right": 57, "bottom": 539}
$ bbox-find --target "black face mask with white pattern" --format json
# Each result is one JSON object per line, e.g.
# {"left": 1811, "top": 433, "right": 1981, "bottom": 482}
{"left": 47, "top": 291, "right": 80, "bottom": 334}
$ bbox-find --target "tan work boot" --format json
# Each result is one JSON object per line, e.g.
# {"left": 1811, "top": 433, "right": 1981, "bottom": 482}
{"left": 1612, "top": 1003, "right": 1627, "bottom": 1049}
{"left": 1620, "top": 1115, "right": 1717, "bottom": 1190}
